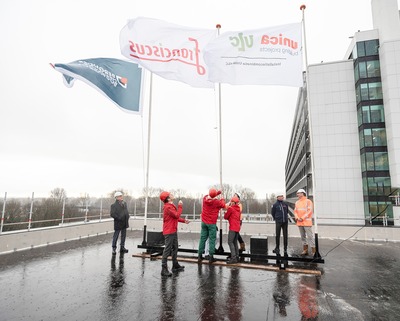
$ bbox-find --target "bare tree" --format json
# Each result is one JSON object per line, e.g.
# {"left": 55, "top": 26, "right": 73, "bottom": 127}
{"left": 141, "top": 187, "right": 163, "bottom": 198}
{"left": 50, "top": 188, "right": 67, "bottom": 203}
{"left": 209, "top": 183, "right": 234, "bottom": 199}
{"left": 1, "top": 199, "right": 24, "bottom": 231}
{"left": 170, "top": 188, "right": 187, "bottom": 199}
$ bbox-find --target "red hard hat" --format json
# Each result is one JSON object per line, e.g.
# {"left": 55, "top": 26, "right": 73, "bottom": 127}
{"left": 160, "top": 191, "right": 170, "bottom": 202}
{"left": 209, "top": 188, "right": 218, "bottom": 198}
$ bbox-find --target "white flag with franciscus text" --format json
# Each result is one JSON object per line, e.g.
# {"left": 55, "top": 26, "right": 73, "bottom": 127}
{"left": 120, "top": 17, "right": 216, "bottom": 88}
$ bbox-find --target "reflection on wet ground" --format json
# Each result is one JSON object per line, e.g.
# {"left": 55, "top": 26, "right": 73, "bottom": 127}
{"left": 1, "top": 230, "right": 400, "bottom": 320}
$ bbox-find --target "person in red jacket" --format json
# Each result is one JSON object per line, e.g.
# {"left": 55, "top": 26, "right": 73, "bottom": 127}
{"left": 160, "top": 191, "right": 190, "bottom": 277}
{"left": 224, "top": 195, "right": 241, "bottom": 264}
{"left": 198, "top": 188, "right": 226, "bottom": 263}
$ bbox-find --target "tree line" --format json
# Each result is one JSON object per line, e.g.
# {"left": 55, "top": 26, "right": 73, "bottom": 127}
{"left": 0, "top": 186, "right": 278, "bottom": 232}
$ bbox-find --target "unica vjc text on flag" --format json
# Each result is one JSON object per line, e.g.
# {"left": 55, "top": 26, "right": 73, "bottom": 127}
{"left": 119, "top": 17, "right": 217, "bottom": 88}
{"left": 203, "top": 23, "right": 303, "bottom": 87}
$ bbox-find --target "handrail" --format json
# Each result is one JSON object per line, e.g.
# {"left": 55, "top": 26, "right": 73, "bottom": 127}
{"left": 1, "top": 212, "right": 399, "bottom": 234}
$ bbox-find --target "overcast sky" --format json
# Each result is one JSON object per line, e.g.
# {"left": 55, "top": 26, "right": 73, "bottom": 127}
{"left": 1, "top": 0, "right": 395, "bottom": 199}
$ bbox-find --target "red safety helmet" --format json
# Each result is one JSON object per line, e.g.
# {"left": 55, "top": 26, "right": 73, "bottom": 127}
{"left": 209, "top": 188, "right": 222, "bottom": 198}
{"left": 160, "top": 191, "right": 170, "bottom": 202}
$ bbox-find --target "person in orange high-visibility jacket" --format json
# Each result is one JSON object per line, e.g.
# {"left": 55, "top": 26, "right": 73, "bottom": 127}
{"left": 294, "top": 189, "right": 315, "bottom": 256}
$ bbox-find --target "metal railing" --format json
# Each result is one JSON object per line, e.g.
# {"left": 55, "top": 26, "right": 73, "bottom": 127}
{"left": 2, "top": 211, "right": 399, "bottom": 235}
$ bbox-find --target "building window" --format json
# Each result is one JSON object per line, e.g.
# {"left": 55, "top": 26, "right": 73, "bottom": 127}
{"left": 374, "top": 152, "right": 389, "bottom": 170}
{"left": 359, "top": 61, "right": 367, "bottom": 78}
{"left": 365, "top": 39, "right": 379, "bottom": 56}
{"left": 360, "top": 128, "right": 387, "bottom": 147}
{"left": 359, "top": 104, "right": 385, "bottom": 125}
{"left": 361, "top": 152, "right": 389, "bottom": 171}
{"left": 366, "top": 152, "right": 375, "bottom": 171}
{"left": 363, "top": 129, "right": 373, "bottom": 147}
{"left": 357, "top": 82, "right": 383, "bottom": 103}
{"left": 359, "top": 83, "right": 369, "bottom": 102}
{"left": 370, "top": 105, "right": 385, "bottom": 122}
{"left": 367, "top": 60, "right": 380, "bottom": 77}
{"left": 366, "top": 177, "right": 391, "bottom": 196}
{"left": 367, "top": 201, "right": 393, "bottom": 221}
{"left": 357, "top": 108, "right": 362, "bottom": 126}
{"left": 354, "top": 60, "right": 380, "bottom": 82}
{"left": 368, "top": 82, "right": 383, "bottom": 100}
{"left": 354, "top": 64, "right": 360, "bottom": 82}
{"left": 357, "top": 42, "right": 366, "bottom": 57}
{"left": 372, "top": 128, "right": 387, "bottom": 146}
{"left": 355, "top": 39, "right": 379, "bottom": 58}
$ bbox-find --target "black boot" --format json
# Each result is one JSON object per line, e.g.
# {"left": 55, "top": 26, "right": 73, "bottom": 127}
{"left": 120, "top": 247, "right": 129, "bottom": 253}
{"left": 172, "top": 261, "right": 185, "bottom": 272}
{"left": 272, "top": 248, "right": 280, "bottom": 255}
{"left": 112, "top": 247, "right": 117, "bottom": 255}
{"left": 209, "top": 255, "right": 217, "bottom": 263}
{"left": 198, "top": 255, "right": 203, "bottom": 263}
{"left": 161, "top": 264, "right": 172, "bottom": 277}
{"left": 226, "top": 257, "right": 238, "bottom": 264}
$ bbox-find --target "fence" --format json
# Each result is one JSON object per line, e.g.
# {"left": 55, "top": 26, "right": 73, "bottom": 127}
{"left": 2, "top": 192, "right": 399, "bottom": 234}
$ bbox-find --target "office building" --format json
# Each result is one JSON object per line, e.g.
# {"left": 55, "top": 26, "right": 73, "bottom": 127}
{"left": 285, "top": 0, "right": 400, "bottom": 226}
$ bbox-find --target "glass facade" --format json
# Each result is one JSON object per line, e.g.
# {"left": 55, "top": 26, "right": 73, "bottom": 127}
{"left": 353, "top": 39, "right": 393, "bottom": 225}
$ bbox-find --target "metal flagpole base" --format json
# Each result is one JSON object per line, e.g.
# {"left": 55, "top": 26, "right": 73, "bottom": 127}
{"left": 141, "top": 225, "right": 147, "bottom": 246}
{"left": 313, "top": 232, "right": 322, "bottom": 259}
{"left": 216, "top": 228, "right": 224, "bottom": 254}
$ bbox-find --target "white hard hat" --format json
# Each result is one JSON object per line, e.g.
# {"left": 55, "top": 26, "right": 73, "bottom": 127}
{"left": 276, "top": 192, "right": 285, "bottom": 197}
{"left": 114, "top": 191, "right": 123, "bottom": 198}
{"left": 234, "top": 192, "right": 241, "bottom": 199}
{"left": 297, "top": 189, "right": 306, "bottom": 194}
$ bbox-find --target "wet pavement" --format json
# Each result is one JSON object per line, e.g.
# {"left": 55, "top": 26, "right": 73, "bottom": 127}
{"left": 1, "top": 230, "right": 400, "bottom": 321}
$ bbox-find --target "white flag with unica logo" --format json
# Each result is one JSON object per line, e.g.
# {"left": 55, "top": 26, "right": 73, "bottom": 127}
{"left": 120, "top": 17, "right": 216, "bottom": 88}
{"left": 203, "top": 23, "right": 303, "bottom": 87}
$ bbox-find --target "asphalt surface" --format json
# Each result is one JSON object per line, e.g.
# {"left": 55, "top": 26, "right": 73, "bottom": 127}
{"left": 1, "top": 230, "right": 400, "bottom": 321}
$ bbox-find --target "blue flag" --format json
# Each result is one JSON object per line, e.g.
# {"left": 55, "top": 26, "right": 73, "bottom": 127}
{"left": 52, "top": 58, "right": 144, "bottom": 114}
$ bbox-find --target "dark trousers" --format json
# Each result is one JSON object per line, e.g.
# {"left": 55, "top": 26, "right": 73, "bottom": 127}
{"left": 228, "top": 230, "right": 239, "bottom": 258}
{"left": 238, "top": 220, "right": 244, "bottom": 244}
{"left": 275, "top": 221, "right": 288, "bottom": 251}
{"left": 162, "top": 232, "right": 178, "bottom": 265}
{"left": 112, "top": 228, "right": 127, "bottom": 248}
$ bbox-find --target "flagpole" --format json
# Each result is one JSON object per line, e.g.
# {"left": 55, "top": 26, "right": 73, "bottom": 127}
{"left": 142, "top": 72, "right": 153, "bottom": 246}
{"left": 0, "top": 192, "right": 6, "bottom": 234}
{"left": 300, "top": 4, "right": 321, "bottom": 259}
{"left": 215, "top": 24, "right": 225, "bottom": 254}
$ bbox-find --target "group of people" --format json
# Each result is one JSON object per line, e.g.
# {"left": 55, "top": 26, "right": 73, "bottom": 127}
{"left": 271, "top": 189, "right": 315, "bottom": 256}
{"left": 109, "top": 187, "right": 316, "bottom": 277}
{"left": 197, "top": 189, "right": 245, "bottom": 266}
{"left": 159, "top": 188, "right": 246, "bottom": 276}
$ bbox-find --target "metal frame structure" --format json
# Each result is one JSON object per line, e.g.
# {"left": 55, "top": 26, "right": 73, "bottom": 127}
{"left": 137, "top": 244, "right": 324, "bottom": 271}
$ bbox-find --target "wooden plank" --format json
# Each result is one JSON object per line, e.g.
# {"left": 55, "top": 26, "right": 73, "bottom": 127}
{"left": 132, "top": 253, "right": 321, "bottom": 276}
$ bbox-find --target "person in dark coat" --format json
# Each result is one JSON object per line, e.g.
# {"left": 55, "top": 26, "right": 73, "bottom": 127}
{"left": 271, "top": 192, "right": 289, "bottom": 256}
{"left": 110, "top": 191, "right": 130, "bottom": 254}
